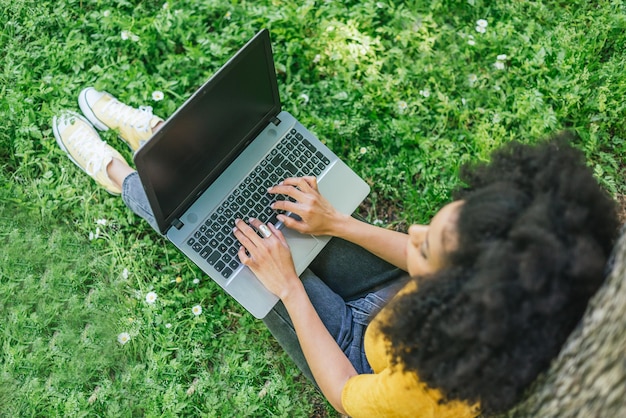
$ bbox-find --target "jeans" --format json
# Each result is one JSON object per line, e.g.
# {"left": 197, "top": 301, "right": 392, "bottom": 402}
{"left": 122, "top": 171, "right": 406, "bottom": 383}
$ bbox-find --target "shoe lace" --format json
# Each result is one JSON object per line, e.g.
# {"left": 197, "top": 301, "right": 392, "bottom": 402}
{"left": 101, "top": 98, "right": 154, "bottom": 133}
{"left": 66, "top": 120, "right": 110, "bottom": 176}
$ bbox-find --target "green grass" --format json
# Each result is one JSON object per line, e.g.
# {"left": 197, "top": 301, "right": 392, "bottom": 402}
{"left": 1, "top": 0, "right": 625, "bottom": 416}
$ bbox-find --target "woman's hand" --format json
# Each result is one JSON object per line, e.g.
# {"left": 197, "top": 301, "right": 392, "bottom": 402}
{"left": 269, "top": 176, "right": 345, "bottom": 236}
{"left": 233, "top": 218, "right": 300, "bottom": 300}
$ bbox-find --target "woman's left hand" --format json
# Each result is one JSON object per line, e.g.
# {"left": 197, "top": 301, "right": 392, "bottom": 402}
{"left": 233, "top": 218, "right": 300, "bottom": 300}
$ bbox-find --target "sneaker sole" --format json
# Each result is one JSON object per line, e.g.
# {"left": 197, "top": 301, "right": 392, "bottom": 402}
{"left": 52, "top": 114, "right": 86, "bottom": 173}
{"left": 52, "top": 113, "right": 121, "bottom": 196}
{"left": 78, "top": 88, "right": 110, "bottom": 132}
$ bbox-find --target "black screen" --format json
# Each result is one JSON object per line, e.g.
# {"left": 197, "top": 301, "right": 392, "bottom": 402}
{"left": 134, "top": 30, "right": 280, "bottom": 232}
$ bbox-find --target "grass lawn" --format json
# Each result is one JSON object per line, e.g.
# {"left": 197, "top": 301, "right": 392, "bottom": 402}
{"left": 1, "top": 0, "right": 625, "bottom": 416}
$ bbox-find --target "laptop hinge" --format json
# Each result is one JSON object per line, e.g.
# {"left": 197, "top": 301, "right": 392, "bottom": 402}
{"left": 171, "top": 218, "right": 184, "bottom": 230}
{"left": 271, "top": 116, "right": 281, "bottom": 126}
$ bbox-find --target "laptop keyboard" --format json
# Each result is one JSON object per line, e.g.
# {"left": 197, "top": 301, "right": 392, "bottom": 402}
{"left": 186, "top": 127, "right": 331, "bottom": 279}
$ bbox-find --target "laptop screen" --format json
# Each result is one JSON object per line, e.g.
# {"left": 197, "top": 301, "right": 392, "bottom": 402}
{"left": 134, "top": 29, "right": 280, "bottom": 233}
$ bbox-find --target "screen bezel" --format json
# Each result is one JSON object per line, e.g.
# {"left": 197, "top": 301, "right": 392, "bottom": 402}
{"left": 133, "top": 29, "right": 281, "bottom": 234}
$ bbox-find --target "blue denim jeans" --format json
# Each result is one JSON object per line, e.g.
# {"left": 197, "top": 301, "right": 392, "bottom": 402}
{"left": 122, "top": 171, "right": 405, "bottom": 383}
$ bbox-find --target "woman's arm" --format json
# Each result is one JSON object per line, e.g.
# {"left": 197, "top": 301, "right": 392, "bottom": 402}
{"left": 269, "top": 176, "right": 410, "bottom": 271}
{"left": 281, "top": 280, "right": 355, "bottom": 413}
{"left": 233, "top": 219, "right": 355, "bottom": 414}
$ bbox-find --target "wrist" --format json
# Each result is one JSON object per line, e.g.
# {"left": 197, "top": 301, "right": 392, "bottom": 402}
{"left": 329, "top": 212, "right": 360, "bottom": 240}
{"left": 278, "top": 275, "right": 306, "bottom": 304}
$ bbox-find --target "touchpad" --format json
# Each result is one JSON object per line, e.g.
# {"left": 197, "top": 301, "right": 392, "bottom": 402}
{"left": 281, "top": 228, "right": 321, "bottom": 273}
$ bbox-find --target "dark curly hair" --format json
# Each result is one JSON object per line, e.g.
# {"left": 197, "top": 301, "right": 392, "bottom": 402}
{"left": 381, "top": 131, "right": 619, "bottom": 415}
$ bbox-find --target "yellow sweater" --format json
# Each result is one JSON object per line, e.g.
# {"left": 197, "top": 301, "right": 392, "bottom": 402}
{"left": 341, "top": 282, "right": 480, "bottom": 418}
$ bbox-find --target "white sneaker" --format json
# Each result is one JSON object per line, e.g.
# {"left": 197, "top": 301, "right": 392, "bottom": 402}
{"left": 78, "top": 87, "right": 164, "bottom": 152}
{"left": 52, "top": 110, "right": 125, "bottom": 195}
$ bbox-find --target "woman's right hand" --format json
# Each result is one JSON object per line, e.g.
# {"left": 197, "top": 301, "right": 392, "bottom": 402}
{"left": 268, "top": 176, "right": 346, "bottom": 236}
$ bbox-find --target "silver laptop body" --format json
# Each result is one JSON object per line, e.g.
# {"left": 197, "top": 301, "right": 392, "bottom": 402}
{"left": 134, "top": 29, "right": 370, "bottom": 318}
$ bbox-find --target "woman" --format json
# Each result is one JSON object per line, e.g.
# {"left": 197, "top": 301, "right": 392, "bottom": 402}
{"left": 53, "top": 89, "right": 618, "bottom": 417}
{"left": 234, "top": 134, "right": 619, "bottom": 416}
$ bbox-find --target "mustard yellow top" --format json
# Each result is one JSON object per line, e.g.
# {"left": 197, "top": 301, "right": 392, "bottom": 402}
{"left": 341, "top": 282, "right": 481, "bottom": 418}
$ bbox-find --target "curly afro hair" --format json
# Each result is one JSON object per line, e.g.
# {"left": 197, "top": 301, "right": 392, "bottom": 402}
{"left": 381, "top": 132, "right": 619, "bottom": 415}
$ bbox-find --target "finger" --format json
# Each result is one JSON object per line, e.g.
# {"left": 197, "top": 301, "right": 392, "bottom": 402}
{"left": 268, "top": 222, "right": 288, "bottom": 245}
{"left": 268, "top": 183, "right": 308, "bottom": 202}
{"left": 237, "top": 245, "right": 254, "bottom": 265}
{"left": 234, "top": 218, "right": 262, "bottom": 246}
{"left": 275, "top": 213, "right": 307, "bottom": 232}
{"left": 232, "top": 225, "right": 254, "bottom": 249}
{"left": 270, "top": 198, "right": 300, "bottom": 214}
{"left": 282, "top": 176, "right": 317, "bottom": 192}
{"left": 300, "top": 176, "right": 318, "bottom": 190}
{"left": 248, "top": 218, "right": 273, "bottom": 239}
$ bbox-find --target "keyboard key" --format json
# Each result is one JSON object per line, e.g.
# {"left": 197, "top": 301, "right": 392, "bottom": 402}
{"left": 200, "top": 246, "right": 212, "bottom": 259}
{"left": 302, "top": 139, "right": 317, "bottom": 153}
{"left": 281, "top": 160, "right": 298, "bottom": 175}
{"left": 207, "top": 251, "right": 220, "bottom": 265}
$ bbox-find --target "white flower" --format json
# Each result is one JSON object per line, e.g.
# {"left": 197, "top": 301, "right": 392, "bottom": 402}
{"left": 298, "top": 93, "right": 310, "bottom": 104}
{"left": 461, "top": 98, "right": 467, "bottom": 106}
{"left": 224, "top": 11, "right": 232, "bottom": 20}
{"left": 162, "top": 2, "right": 168, "bottom": 9}
{"left": 165, "top": 323, "right": 172, "bottom": 328}
{"left": 192, "top": 305, "right": 203, "bottom": 316}
{"left": 312, "top": 54, "right": 321, "bottom": 63}
{"left": 397, "top": 100, "right": 408, "bottom": 112}
{"left": 117, "top": 332, "right": 131, "bottom": 345}
{"left": 497, "top": 54, "right": 507, "bottom": 61}
{"left": 493, "top": 113, "right": 501, "bottom": 124}
{"left": 476, "top": 19, "right": 488, "bottom": 28}
{"left": 359, "top": 147, "right": 368, "bottom": 155}
{"left": 335, "top": 91, "right": 348, "bottom": 100}
{"left": 468, "top": 39, "right": 476, "bottom": 46}
{"left": 103, "top": 10, "right": 111, "bottom": 17}
{"left": 494, "top": 61, "right": 505, "bottom": 70}
{"left": 419, "top": 89, "right": 430, "bottom": 98}
{"left": 89, "top": 227, "right": 101, "bottom": 241}
{"left": 475, "top": 25, "right": 486, "bottom": 34}
{"left": 145, "top": 291, "right": 158, "bottom": 304}
{"left": 152, "top": 90, "right": 164, "bottom": 101}
{"left": 468, "top": 73, "right": 478, "bottom": 85}
{"left": 376, "top": 2, "right": 385, "bottom": 8}
{"left": 96, "top": 218, "right": 107, "bottom": 225}
{"left": 122, "top": 268, "right": 129, "bottom": 279}
{"left": 122, "top": 30, "right": 139, "bottom": 42}
{"left": 193, "top": 278, "right": 200, "bottom": 284}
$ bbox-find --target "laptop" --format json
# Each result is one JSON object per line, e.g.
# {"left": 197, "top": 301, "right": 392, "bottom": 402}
{"left": 134, "top": 29, "right": 370, "bottom": 318}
